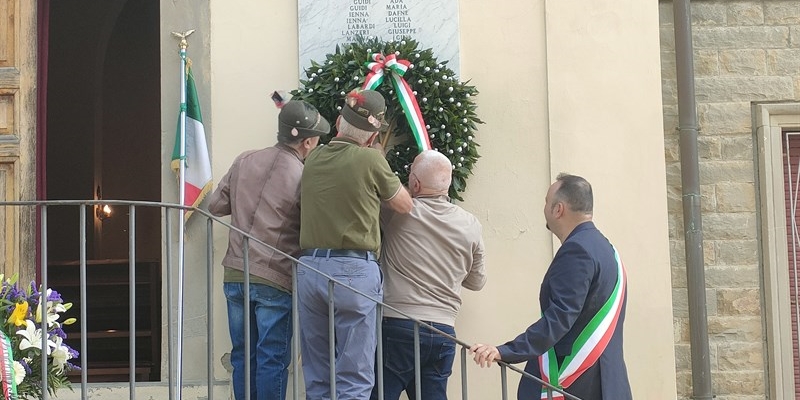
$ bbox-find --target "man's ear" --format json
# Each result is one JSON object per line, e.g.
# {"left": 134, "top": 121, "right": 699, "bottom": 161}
{"left": 409, "top": 177, "right": 420, "bottom": 196}
{"left": 555, "top": 202, "right": 566, "bottom": 217}
{"left": 365, "top": 131, "right": 380, "bottom": 147}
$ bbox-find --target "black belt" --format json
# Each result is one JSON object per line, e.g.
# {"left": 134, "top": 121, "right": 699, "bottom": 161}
{"left": 300, "top": 248, "right": 377, "bottom": 261}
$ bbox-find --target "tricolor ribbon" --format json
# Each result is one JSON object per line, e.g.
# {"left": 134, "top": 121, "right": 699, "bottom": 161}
{"left": 538, "top": 246, "right": 627, "bottom": 399}
{"left": 0, "top": 331, "right": 18, "bottom": 400}
{"left": 362, "top": 53, "right": 431, "bottom": 152}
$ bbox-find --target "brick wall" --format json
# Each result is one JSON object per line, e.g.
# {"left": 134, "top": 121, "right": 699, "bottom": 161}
{"left": 660, "top": 1, "right": 800, "bottom": 399}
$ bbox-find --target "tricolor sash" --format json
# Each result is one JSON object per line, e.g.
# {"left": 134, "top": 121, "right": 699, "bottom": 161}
{"left": 538, "top": 246, "right": 627, "bottom": 399}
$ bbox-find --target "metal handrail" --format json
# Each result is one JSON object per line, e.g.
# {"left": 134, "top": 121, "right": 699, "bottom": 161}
{"left": 0, "top": 199, "right": 579, "bottom": 400}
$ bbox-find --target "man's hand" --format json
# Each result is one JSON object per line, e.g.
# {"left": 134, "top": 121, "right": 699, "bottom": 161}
{"left": 470, "top": 343, "right": 500, "bottom": 368}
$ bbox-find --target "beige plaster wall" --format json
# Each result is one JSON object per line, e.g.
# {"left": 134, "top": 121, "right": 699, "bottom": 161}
{"left": 541, "top": 0, "right": 676, "bottom": 396}
{"left": 160, "top": 0, "right": 217, "bottom": 386}
{"left": 194, "top": 0, "right": 677, "bottom": 398}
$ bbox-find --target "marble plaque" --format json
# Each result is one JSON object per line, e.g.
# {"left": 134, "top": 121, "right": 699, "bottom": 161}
{"left": 298, "top": 0, "right": 460, "bottom": 76}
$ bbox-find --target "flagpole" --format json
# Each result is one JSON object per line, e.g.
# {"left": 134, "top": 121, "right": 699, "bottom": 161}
{"left": 173, "top": 29, "right": 194, "bottom": 400}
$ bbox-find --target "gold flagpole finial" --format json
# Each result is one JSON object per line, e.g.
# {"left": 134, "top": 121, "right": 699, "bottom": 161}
{"left": 171, "top": 29, "right": 196, "bottom": 50}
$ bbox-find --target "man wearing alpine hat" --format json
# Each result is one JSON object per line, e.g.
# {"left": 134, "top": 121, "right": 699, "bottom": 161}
{"left": 297, "top": 89, "right": 413, "bottom": 400}
{"left": 208, "top": 97, "right": 330, "bottom": 400}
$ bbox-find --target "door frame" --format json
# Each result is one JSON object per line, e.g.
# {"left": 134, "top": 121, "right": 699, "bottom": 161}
{"left": 755, "top": 101, "right": 800, "bottom": 400}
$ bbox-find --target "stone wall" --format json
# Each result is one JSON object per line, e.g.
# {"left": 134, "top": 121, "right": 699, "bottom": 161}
{"left": 660, "top": 1, "right": 800, "bottom": 399}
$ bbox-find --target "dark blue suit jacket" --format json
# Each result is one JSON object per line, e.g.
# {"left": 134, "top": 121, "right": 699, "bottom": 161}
{"left": 497, "top": 222, "right": 632, "bottom": 400}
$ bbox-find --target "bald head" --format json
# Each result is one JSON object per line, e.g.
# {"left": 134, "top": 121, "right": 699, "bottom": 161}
{"left": 410, "top": 150, "right": 452, "bottom": 195}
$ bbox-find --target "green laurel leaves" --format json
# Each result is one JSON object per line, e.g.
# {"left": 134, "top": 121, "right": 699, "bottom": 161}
{"left": 291, "top": 36, "right": 482, "bottom": 201}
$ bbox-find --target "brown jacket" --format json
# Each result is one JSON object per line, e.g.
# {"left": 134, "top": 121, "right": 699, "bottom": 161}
{"left": 207, "top": 144, "right": 303, "bottom": 291}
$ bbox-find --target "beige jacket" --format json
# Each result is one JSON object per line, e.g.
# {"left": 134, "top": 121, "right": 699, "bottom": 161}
{"left": 207, "top": 144, "right": 303, "bottom": 291}
{"left": 380, "top": 195, "right": 487, "bottom": 326}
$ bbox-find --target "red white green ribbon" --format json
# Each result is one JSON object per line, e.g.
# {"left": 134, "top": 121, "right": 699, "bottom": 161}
{"left": 538, "top": 246, "right": 627, "bottom": 399}
{"left": 0, "top": 331, "right": 18, "bottom": 399}
{"left": 362, "top": 53, "right": 431, "bottom": 152}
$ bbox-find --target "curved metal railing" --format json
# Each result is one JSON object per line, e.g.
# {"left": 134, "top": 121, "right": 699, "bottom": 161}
{"left": 0, "top": 200, "right": 579, "bottom": 400}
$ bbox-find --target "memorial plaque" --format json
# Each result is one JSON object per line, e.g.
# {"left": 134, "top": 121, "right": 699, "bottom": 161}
{"left": 298, "top": 0, "right": 460, "bottom": 76}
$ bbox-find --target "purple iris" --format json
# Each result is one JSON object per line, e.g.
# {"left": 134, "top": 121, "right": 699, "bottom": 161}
{"left": 52, "top": 327, "right": 67, "bottom": 339}
{"left": 19, "top": 359, "right": 32, "bottom": 374}
{"left": 47, "top": 290, "right": 63, "bottom": 303}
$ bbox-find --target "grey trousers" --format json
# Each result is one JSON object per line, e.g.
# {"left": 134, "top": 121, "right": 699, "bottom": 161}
{"left": 296, "top": 254, "right": 383, "bottom": 400}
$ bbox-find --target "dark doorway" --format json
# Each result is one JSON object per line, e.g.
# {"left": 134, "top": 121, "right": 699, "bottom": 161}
{"left": 43, "top": 0, "right": 162, "bottom": 382}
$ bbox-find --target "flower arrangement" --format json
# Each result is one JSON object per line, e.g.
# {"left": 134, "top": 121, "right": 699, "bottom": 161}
{"left": 0, "top": 274, "right": 78, "bottom": 399}
{"left": 291, "top": 36, "right": 483, "bottom": 201}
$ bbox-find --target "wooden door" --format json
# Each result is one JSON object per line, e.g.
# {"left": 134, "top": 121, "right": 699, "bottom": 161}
{"left": 0, "top": 0, "right": 38, "bottom": 279}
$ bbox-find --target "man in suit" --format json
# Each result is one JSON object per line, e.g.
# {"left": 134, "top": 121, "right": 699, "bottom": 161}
{"left": 470, "top": 173, "right": 632, "bottom": 400}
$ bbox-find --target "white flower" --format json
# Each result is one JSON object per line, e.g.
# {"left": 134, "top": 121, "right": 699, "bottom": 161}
{"left": 35, "top": 290, "right": 66, "bottom": 328}
{"left": 17, "top": 320, "right": 50, "bottom": 354}
{"left": 51, "top": 346, "right": 70, "bottom": 372}
{"left": 12, "top": 361, "right": 25, "bottom": 385}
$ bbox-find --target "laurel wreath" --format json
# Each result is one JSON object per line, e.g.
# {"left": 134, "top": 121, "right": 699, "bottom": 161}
{"left": 291, "top": 37, "right": 482, "bottom": 201}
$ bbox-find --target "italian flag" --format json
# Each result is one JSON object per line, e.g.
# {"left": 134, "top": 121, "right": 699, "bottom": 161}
{"left": 171, "top": 66, "right": 212, "bottom": 220}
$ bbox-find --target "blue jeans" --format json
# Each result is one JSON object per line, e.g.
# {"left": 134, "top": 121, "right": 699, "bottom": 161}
{"left": 224, "top": 282, "right": 292, "bottom": 400}
{"left": 296, "top": 254, "right": 383, "bottom": 400}
{"left": 371, "top": 318, "right": 457, "bottom": 400}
